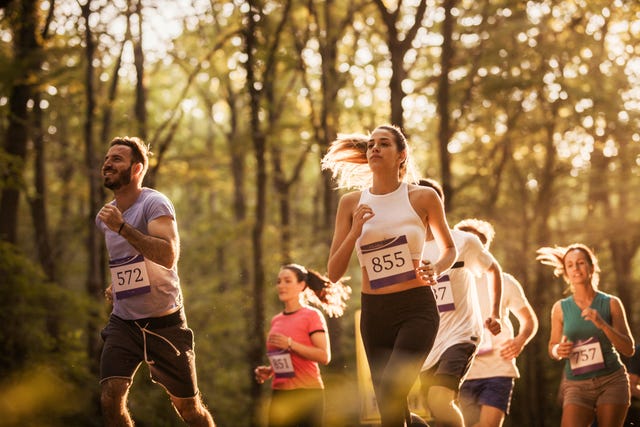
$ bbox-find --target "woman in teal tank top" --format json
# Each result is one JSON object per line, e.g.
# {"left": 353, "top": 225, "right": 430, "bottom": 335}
{"left": 537, "top": 243, "right": 634, "bottom": 427}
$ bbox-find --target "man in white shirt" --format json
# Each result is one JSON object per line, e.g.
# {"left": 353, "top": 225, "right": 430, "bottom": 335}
{"left": 417, "top": 180, "right": 502, "bottom": 427}
{"left": 456, "top": 218, "right": 538, "bottom": 427}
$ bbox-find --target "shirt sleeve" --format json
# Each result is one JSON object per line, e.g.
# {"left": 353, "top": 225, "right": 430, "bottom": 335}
{"left": 461, "top": 232, "right": 496, "bottom": 277}
{"left": 307, "top": 307, "right": 328, "bottom": 335}
{"left": 144, "top": 191, "right": 176, "bottom": 223}
{"left": 503, "top": 273, "right": 528, "bottom": 313}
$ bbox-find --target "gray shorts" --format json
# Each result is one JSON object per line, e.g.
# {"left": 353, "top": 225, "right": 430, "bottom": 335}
{"left": 100, "top": 309, "right": 200, "bottom": 398}
{"left": 560, "top": 367, "right": 630, "bottom": 409}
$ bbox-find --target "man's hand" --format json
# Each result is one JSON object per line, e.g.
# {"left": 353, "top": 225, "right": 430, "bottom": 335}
{"left": 105, "top": 284, "right": 113, "bottom": 304}
{"left": 98, "top": 204, "right": 124, "bottom": 233}
{"left": 485, "top": 317, "right": 502, "bottom": 336}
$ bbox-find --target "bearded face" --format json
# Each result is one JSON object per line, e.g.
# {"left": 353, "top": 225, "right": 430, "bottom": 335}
{"left": 103, "top": 163, "right": 133, "bottom": 190}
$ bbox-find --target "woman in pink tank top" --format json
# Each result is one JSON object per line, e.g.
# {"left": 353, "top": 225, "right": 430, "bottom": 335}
{"left": 254, "top": 264, "right": 350, "bottom": 427}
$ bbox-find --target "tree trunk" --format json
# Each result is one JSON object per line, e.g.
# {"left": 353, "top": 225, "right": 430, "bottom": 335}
{"left": 81, "top": 0, "right": 106, "bottom": 377}
{"left": 28, "top": 0, "right": 56, "bottom": 284}
{"left": 0, "top": 0, "right": 40, "bottom": 244}
{"left": 29, "top": 95, "right": 61, "bottom": 345}
{"left": 528, "top": 102, "right": 561, "bottom": 427}
{"left": 244, "top": 3, "right": 267, "bottom": 425}
{"left": 388, "top": 40, "right": 406, "bottom": 129}
{"left": 373, "top": 0, "right": 428, "bottom": 130}
{"left": 437, "top": 0, "right": 456, "bottom": 207}
{"left": 132, "top": 0, "right": 147, "bottom": 141}
{"left": 315, "top": 0, "right": 352, "bottom": 372}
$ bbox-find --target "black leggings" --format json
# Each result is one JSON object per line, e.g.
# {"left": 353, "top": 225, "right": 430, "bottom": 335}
{"left": 361, "top": 286, "right": 439, "bottom": 427}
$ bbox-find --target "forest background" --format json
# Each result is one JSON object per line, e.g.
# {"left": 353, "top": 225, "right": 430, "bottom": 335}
{"left": 1, "top": 0, "right": 639, "bottom": 426}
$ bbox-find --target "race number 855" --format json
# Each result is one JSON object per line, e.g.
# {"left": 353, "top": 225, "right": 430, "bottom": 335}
{"left": 371, "top": 251, "right": 406, "bottom": 272}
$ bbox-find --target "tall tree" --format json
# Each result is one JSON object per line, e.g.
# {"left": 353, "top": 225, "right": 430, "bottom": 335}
{"left": 80, "top": 0, "right": 106, "bottom": 377}
{"left": 372, "top": 0, "right": 428, "bottom": 128}
{"left": 296, "top": 0, "right": 362, "bottom": 373}
{"left": 131, "top": 0, "right": 147, "bottom": 141}
{"left": 297, "top": 0, "right": 363, "bottom": 240}
{"left": 26, "top": 1, "right": 55, "bottom": 283}
{"left": 243, "top": 0, "right": 278, "bottom": 423}
{"left": 436, "top": 0, "right": 456, "bottom": 205}
{"left": 0, "top": 0, "right": 42, "bottom": 243}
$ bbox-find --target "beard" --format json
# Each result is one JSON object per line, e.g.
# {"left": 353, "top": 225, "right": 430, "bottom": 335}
{"left": 104, "top": 165, "right": 133, "bottom": 190}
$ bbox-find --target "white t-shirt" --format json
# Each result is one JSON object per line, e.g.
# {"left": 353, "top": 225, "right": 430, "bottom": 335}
{"left": 465, "top": 272, "right": 529, "bottom": 379}
{"left": 421, "top": 229, "right": 495, "bottom": 371}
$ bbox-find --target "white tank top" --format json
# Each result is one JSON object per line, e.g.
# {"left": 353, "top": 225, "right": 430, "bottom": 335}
{"left": 355, "top": 182, "right": 426, "bottom": 266}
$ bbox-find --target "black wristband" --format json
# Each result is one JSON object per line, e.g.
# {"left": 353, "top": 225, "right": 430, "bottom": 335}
{"left": 117, "top": 222, "right": 125, "bottom": 234}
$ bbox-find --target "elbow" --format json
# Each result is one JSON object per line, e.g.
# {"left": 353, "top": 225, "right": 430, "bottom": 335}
{"left": 321, "top": 353, "right": 331, "bottom": 366}
{"left": 525, "top": 309, "right": 540, "bottom": 336}
{"left": 166, "top": 256, "right": 178, "bottom": 270}
{"left": 622, "top": 349, "right": 635, "bottom": 358}
{"left": 531, "top": 320, "right": 540, "bottom": 337}
{"left": 327, "top": 263, "right": 343, "bottom": 283}
{"left": 161, "top": 251, "right": 178, "bottom": 270}
{"left": 489, "top": 262, "right": 502, "bottom": 276}
{"left": 450, "top": 247, "right": 459, "bottom": 265}
{"left": 621, "top": 345, "right": 635, "bottom": 358}
{"left": 439, "top": 246, "right": 457, "bottom": 267}
{"left": 449, "top": 246, "right": 458, "bottom": 259}
{"left": 327, "top": 271, "right": 340, "bottom": 284}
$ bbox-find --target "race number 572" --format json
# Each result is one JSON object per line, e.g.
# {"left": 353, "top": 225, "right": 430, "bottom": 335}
{"left": 109, "top": 254, "right": 151, "bottom": 299}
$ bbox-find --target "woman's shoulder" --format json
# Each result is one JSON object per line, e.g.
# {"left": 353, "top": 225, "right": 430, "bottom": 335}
{"left": 595, "top": 290, "right": 624, "bottom": 307}
{"left": 300, "top": 305, "right": 325, "bottom": 318}
{"left": 555, "top": 296, "right": 573, "bottom": 310}
{"left": 338, "top": 190, "right": 363, "bottom": 206}
{"left": 342, "top": 189, "right": 363, "bottom": 198}
{"left": 593, "top": 290, "right": 618, "bottom": 304}
{"left": 407, "top": 183, "right": 440, "bottom": 203}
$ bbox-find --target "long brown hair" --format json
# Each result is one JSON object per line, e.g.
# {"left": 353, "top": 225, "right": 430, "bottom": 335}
{"left": 536, "top": 243, "right": 600, "bottom": 291}
{"left": 321, "top": 125, "right": 420, "bottom": 189}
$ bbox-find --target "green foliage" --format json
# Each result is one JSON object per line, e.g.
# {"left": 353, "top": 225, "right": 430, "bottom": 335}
{"left": 0, "top": 241, "right": 55, "bottom": 373}
{"left": 0, "top": 364, "right": 97, "bottom": 427}
{"left": 0, "top": 241, "right": 99, "bottom": 426}
{"left": 0, "top": 149, "right": 26, "bottom": 191}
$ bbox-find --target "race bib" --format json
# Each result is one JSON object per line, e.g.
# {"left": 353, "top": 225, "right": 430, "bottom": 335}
{"left": 268, "top": 350, "right": 295, "bottom": 378}
{"left": 360, "top": 235, "right": 416, "bottom": 289}
{"left": 109, "top": 254, "right": 151, "bottom": 300}
{"left": 432, "top": 274, "right": 455, "bottom": 312}
{"left": 569, "top": 337, "right": 605, "bottom": 375}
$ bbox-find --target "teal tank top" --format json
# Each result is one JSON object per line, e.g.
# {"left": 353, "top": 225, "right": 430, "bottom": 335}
{"left": 561, "top": 291, "right": 623, "bottom": 380}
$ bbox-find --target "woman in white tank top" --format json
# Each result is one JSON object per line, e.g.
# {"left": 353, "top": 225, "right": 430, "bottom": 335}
{"left": 322, "top": 124, "right": 457, "bottom": 427}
